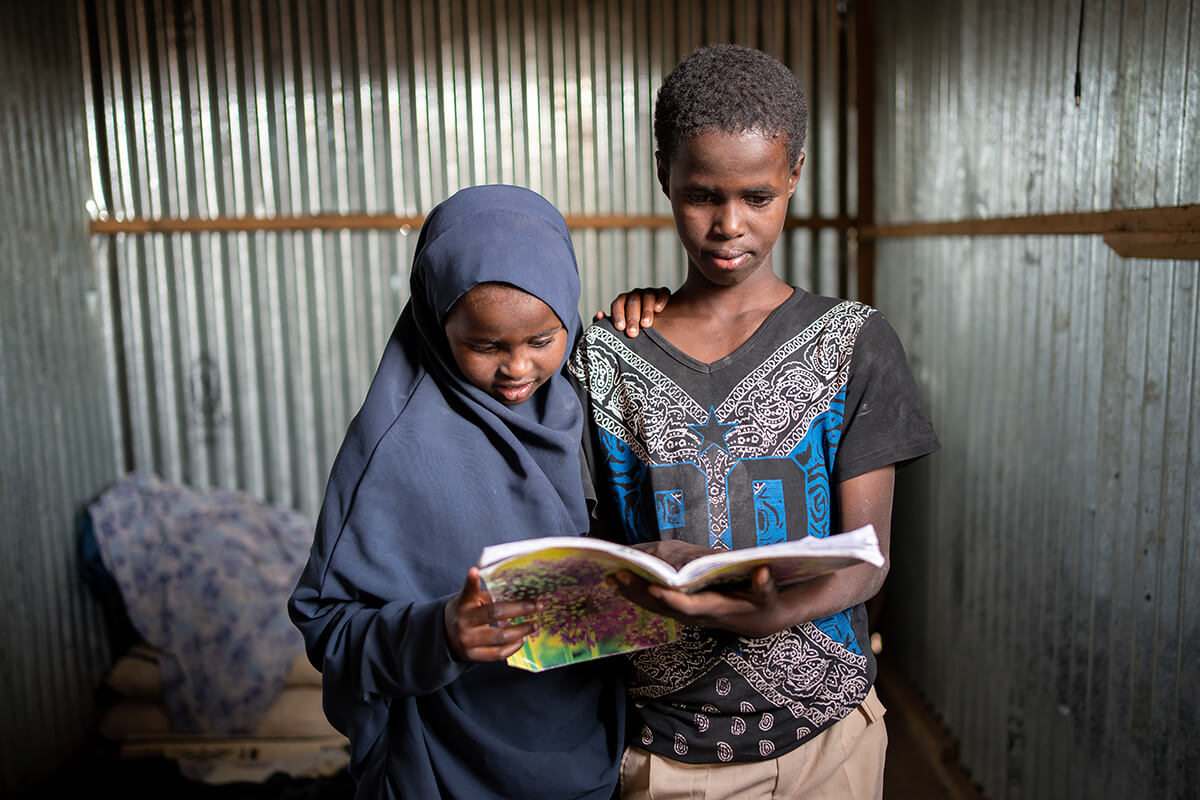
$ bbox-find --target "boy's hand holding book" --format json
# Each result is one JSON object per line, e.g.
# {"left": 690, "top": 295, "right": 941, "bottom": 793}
{"left": 626, "top": 539, "right": 713, "bottom": 570}
{"left": 476, "top": 524, "right": 884, "bottom": 672}
{"left": 612, "top": 559, "right": 784, "bottom": 638}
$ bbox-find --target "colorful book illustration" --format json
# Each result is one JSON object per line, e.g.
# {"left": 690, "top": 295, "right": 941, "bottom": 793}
{"left": 477, "top": 523, "right": 884, "bottom": 672}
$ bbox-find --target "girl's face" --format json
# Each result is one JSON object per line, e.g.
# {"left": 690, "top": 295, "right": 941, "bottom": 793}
{"left": 443, "top": 283, "right": 568, "bottom": 405}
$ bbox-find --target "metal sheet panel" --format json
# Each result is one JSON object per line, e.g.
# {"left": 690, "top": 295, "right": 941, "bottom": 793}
{"left": 873, "top": 1, "right": 1199, "bottom": 798}
{"left": 6, "top": 0, "right": 856, "bottom": 790}
{"left": 80, "top": 0, "right": 849, "bottom": 519}
{"left": 0, "top": 2, "right": 118, "bottom": 792}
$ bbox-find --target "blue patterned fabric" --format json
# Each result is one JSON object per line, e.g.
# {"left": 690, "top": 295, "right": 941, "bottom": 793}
{"left": 87, "top": 470, "right": 311, "bottom": 735}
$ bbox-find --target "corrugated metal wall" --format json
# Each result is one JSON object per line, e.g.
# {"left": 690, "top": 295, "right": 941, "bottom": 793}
{"left": 81, "top": 0, "right": 854, "bottom": 520}
{"left": 14, "top": 0, "right": 1198, "bottom": 795}
{"left": 1, "top": 1, "right": 857, "bottom": 790}
{"left": 872, "top": 1, "right": 1199, "bottom": 798}
{"left": 0, "top": 1, "right": 120, "bottom": 793}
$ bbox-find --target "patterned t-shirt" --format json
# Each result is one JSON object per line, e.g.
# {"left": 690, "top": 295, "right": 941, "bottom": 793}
{"left": 570, "top": 289, "right": 940, "bottom": 764}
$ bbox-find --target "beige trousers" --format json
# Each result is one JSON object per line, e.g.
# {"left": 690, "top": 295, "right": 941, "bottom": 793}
{"left": 619, "top": 686, "right": 887, "bottom": 800}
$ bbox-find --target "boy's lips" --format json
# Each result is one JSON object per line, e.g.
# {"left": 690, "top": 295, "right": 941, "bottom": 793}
{"left": 706, "top": 249, "right": 752, "bottom": 269}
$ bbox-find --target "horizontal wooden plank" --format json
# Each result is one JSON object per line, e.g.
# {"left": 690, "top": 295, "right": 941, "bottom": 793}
{"left": 89, "top": 214, "right": 857, "bottom": 235}
{"left": 862, "top": 204, "right": 1199, "bottom": 238}
{"left": 1102, "top": 232, "right": 1200, "bottom": 260}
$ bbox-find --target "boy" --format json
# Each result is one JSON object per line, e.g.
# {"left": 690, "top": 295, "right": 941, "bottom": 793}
{"left": 571, "top": 45, "right": 940, "bottom": 799}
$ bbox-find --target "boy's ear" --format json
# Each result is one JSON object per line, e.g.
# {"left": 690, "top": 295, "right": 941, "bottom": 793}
{"left": 788, "top": 152, "right": 805, "bottom": 195}
{"left": 655, "top": 151, "right": 671, "bottom": 197}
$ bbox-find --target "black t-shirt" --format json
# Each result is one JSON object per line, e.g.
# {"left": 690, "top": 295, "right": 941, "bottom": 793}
{"left": 570, "top": 289, "right": 940, "bottom": 764}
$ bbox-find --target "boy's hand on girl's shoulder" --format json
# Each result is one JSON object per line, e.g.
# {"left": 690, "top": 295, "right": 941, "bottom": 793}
{"left": 593, "top": 286, "right": 671, "bottom": 337}
{"left": 443, "top": 567, "right": 541, "bottom": 663}
{"left": 612, "top": 564, "right": 785, "bottom": 638}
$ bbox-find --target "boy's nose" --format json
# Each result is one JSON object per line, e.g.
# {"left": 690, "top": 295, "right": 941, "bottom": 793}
{"left": 711, "top": 203, "right": 745, "bottom": 238}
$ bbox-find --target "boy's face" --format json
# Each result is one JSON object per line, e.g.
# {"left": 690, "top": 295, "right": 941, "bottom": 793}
{"left": 443, "top": 283, "right": 568, "bottom": 405}
{"left": 658, "top": 129, "right": 803, "bottom": 288}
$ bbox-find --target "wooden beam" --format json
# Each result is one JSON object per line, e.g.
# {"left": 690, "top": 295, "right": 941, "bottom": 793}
{"left": 862, "top": 204, "right": 1199, "bottom": 238}
{"left": 89, "top": 213, "right": 856, "bottom": 235}
{"left": 89, "top": 213, "right": 428, "bottom": 235}
{"left": 1102, "top": 231, "right": 1200, "bottom": 260}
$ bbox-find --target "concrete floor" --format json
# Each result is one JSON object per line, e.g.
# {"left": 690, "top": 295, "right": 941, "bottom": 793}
{"left": 39, "top": 650, "right": 985, "bottom": 800}
{"left": 876, "top": 649, "right": 987, "bottom": 800}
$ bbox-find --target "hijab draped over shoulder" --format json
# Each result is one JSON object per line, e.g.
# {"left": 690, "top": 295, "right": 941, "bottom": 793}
{"left": 289, "top": 185, "right": 623, "bottom": 800}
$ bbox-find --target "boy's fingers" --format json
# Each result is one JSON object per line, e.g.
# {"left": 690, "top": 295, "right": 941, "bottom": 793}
{"left": 654, "top": 287, "right": 670, "bottom": 311}
{"left": 611, "top": 572, "right": 665, "bottom": 612}
{"left": 612, "top": 294, "right": 640, "bottom": 333}
{"left": 607, "top": 296, "right": 626, "bottom": 330}
{"left": 747, "top": 566, "right": 778, "bottom": 606}
{"left": 625, "top": 295, "right": 643, "bottom": 334}
{"left": 639, "top": 289, "right": 660, "bottom": 326}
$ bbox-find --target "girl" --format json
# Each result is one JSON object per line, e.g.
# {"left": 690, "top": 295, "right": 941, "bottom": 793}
{"left": 288, "top": 185, "right": 624, "bottom": 799}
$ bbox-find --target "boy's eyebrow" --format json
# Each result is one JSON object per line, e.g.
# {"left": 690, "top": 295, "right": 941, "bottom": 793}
{"left": 739, "top": 184, "right": 783, "bottom": 194}
{"left": 681, "top": 181, "right": 781, "bottom": 195}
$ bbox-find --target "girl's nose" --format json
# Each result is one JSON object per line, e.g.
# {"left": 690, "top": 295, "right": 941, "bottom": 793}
{"left": 500, "top": 349, "right": 532, "bottom": 377}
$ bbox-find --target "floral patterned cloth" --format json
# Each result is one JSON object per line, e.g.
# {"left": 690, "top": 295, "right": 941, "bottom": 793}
{"left": 88, "top": 471, "right": 312, "bottom": 735}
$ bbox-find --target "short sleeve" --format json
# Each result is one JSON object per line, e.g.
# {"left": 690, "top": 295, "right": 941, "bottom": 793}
{"left": 832, "top": 311, "right": 941, "bottom": 483}
{"left": 578, "top": 444, "right": 597, "bottom": 513}
{"left": 567, "top": 347, "right": 602, "bottom": 519}
{"left": 568, "top": 334, "right": 629, "bottom": 544}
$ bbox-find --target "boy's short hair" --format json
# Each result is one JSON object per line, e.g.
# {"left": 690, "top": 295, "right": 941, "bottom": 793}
{"left": 654, "top": 44, "right": 808, "bottom": 167}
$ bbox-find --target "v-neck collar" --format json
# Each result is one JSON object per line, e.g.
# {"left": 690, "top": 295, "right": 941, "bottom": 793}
{"left": 640, "top": 288, "right": 803, "bottom": 374}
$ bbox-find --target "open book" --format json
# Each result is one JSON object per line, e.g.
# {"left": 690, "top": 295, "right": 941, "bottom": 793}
{"left": 477, "top": 524, "right": 884, "bottom": 672}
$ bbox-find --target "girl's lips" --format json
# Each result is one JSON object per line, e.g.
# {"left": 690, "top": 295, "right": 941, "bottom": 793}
{"left": 495, "top": 382, "right": 535, "bottom": 403}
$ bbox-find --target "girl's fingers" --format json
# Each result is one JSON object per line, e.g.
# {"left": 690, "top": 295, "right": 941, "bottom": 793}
{"left": 470, "top": 597, "right": 540, "bottom": 625}
{"left": 457, "top": 567, "right": 488, "bottom": 606}
{"left": 459, "top": 619, "right": 539, "bottom": 659}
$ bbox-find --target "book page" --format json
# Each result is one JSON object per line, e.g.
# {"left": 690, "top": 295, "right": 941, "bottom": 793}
{"left": 477, "top": 543, "right": 681, "bottom": 671}
{"left": 478, "top": 536, "right": 679, "bottom": 584}
{"left": 672, "top": 524, "right": 884, "bottom": 591}
{"left": 474, "top": 525, "right": 882, "bottom": 671}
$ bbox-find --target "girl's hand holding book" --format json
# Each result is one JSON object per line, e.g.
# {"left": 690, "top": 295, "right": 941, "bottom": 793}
{"left": 444, "top": 567, "right": 542, "bottom": 662}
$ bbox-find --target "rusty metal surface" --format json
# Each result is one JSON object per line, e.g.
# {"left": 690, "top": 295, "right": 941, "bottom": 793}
{"left": 872, "top": 1, "right": 1199, "bottom": 798}
{"left": 1, "top": 0, "right": 861, "bottom": 789}
{"left": 80, "top": 0, "right": 852, "bottom": 518}
{"left": 0, "top": 1, "right": 118, "bottom": 792}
